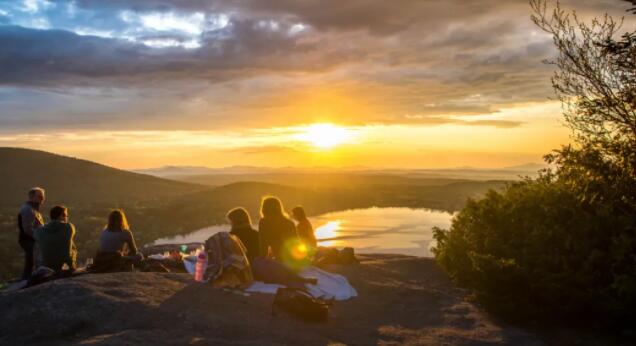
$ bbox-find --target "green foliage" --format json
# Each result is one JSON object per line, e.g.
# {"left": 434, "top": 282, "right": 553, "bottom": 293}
{"left": 433, "top": 128, "right": 636, "bottom": 326}
{"left": 434, "top": 171, "right": 636, "bottom": 324}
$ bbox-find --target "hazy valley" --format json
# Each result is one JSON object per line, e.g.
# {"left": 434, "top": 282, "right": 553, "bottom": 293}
{"left": 0, "top": 147, "right": 508, "bottom": 280}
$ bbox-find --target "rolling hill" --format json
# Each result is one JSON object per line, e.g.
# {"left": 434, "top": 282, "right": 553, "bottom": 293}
{"left": 0, "top": 147, "right": 203, "bottom": 207}
{"left": 0, "top": 147, "right": 507, "bottom": 280}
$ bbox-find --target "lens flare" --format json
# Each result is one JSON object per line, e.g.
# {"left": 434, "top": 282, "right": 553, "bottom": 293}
{"left": 291, "top": 242, "right": 309, "bottom": 260}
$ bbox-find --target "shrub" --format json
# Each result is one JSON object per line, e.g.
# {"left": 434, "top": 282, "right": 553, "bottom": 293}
{"left": 433, "top": 173, "right": 635, "bottom": 325}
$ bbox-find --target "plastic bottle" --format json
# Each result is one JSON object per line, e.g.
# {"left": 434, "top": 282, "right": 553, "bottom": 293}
{"left": 194, "top": 251, "right": 207, "bottom": 282}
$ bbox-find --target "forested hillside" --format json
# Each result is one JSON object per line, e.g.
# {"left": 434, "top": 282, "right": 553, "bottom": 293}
{"left": 0, "top": 147, "right": 203, "bottom": 206}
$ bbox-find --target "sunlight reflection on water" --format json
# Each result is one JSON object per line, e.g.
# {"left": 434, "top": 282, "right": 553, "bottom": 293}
{"left": 152, "top": 207, "right": 453, "bottom": 257}
{"left": 311, "top": 207, "right": 453, "bottom": 257}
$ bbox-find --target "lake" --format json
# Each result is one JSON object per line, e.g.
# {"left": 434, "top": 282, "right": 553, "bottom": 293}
{"left": 152, "top": 207, "right": 454, "bottom": 257}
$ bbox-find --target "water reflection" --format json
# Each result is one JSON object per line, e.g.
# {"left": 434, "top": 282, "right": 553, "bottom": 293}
{"left": 310, "top": 207, "right": 452, "bottom": 257}
{"left": 153, "top": 224, "right": 229, "bottom": 245}
{"left": 152, "top": 207, "right": 453, "bottom": 257}
{"left": 314, "top": 220, "right": 341, "bottom": 247}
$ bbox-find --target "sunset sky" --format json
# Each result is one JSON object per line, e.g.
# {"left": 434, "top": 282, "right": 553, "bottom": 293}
{"left": 0, "top": 0, "right": 633, "bottom": 169}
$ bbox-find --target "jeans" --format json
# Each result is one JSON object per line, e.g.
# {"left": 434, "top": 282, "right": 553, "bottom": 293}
{"left": 19, "top": 237, "right": 35, "bottom": 280}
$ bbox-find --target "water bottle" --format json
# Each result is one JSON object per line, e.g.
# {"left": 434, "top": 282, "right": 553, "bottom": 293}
{"left": 194, "top": 251, "right": 207, "bottom": 282}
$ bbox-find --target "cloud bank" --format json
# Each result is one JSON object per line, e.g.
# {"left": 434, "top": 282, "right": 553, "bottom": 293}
{"left": 0, "top": 0, "right": 634, "bottom": 131}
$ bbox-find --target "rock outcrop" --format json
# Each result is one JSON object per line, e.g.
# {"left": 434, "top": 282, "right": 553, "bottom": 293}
{"left": 0, "top": 255, "right": 541, "bottom": 345}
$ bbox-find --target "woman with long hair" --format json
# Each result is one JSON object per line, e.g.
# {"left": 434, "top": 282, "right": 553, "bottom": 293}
{"left": 258, "top": 196, "right": 299, "bottom": 261}
{"left": 226, "top": 207, "right": 260, "bottom": 261}
{"left": 99, "top": 209, "right": 139, "bottom": 257}
{"left": 292, "top": 206, "right": 317, "bottom": 248}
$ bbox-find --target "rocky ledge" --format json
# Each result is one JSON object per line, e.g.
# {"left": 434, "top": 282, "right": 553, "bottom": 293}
{"left": 0, "top": 254, "right": 542, "bottom": 346}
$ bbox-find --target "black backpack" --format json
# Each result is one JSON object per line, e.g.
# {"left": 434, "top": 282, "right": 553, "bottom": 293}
{"left": 273, "top": 287, "right": 329, "bottom": 322}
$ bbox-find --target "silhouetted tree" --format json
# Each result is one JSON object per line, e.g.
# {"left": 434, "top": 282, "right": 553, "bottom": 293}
{"left": 530, "top": 0, "right": 635, "bottom": 214}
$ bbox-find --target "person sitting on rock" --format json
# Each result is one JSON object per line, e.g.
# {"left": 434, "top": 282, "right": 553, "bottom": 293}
{"left": 292, "top": 206, "right": 317, "bottom": 249}
{"left": 98, "top": 209, "right": 142, "bottom": 265}
{"left": 226, "top": 205, "right": 315, "bottom": 286}
{"left": 258, "top": 196, "right": 303, "bottom": 264}
{"left": 34, "top": 205, "right": 77, "bottom": 274}
{"left": 227, "top": 207, "right": 260, "bottom": 261}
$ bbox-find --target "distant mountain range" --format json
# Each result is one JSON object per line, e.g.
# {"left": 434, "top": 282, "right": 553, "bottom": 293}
{"left": 134, "top": 165, "right": 283, "bottom": 177}
{"left": 133, "top": 162, "right": 549, "bottom": 183}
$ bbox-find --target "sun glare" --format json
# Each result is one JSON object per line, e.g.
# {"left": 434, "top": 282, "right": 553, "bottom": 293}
{"left": 315, "top": 220, "right": 342, "bottom": 247}
{"left": 315, "top": 220, "right": 341, "bottom": 240}
{"left": 295, "top": 123, "right": 353, "bottom": 149}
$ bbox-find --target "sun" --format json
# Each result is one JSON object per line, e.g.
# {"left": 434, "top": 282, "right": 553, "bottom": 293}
{"left": 295, "top": 123, "right": 353, "bottom": 149}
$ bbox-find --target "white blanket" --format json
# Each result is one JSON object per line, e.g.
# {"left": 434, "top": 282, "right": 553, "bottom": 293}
{"left": 181, "top": 257, "right": 357, "bottom": 301}
{"left": 299, "top": 266, "right": 358, "bottom": 301}
{"left": 245, "top": 266, "right": 357, "bottom": 301}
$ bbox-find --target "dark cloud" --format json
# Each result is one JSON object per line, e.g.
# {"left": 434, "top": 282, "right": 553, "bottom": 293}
{"left": 74, "top": 0, "right": 634, "bottom": 35}
{"left": 0, "top": 21, "right": 335, "bottom": 87}
{"left": 0, "top": 26, "right": 147, "bottom": 85}
{"left": 0, "top": 0, "right": 634, "bottom": 131}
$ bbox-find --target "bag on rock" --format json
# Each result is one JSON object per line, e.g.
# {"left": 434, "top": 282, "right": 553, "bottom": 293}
{"left": 204, "top": 232, "right": 253, "bottom": 288}
{"left": 273, "top": 287, "right": 329, "bottom": 322}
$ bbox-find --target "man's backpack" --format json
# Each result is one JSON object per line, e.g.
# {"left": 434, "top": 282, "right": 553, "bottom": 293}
{"left": 273, "top": 287, "right": 329, "bottom": 322}
{"left": 204, "top": 232, "right": 253, "bottom": 288}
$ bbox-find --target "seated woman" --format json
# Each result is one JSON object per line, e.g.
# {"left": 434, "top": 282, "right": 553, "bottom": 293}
{"left": 226, "top": 207, "right": 260, "bottom": 261}
{"left": 291, "top": 206, "right": 317, "bottom": 248}
{"left": 93, "top": 209, "right": 142, "bottom": 272}
{"left": 258, "top": 196, "right": 299, "bottom": 262}
{"left": 227, "top": 203, "right": 315, "bottom": 286}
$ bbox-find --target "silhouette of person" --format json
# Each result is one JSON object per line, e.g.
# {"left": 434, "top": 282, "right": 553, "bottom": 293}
{"left": 258, "top": 196, "right": 299, "bottom": 261}
{"left": 292, "top": 206, "right": 317, "bottom": 248}
{"left": 17, "top": 187, "right": 45, "bottom": 279}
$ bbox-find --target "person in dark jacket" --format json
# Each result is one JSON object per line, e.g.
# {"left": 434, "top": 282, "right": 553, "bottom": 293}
{"left": 292, "top": 206, "right": 317, "bottom": 248}
{"left": 258, "top": 196, "right": 300, "bottom": 262}
{"left": 34, "top": 205, "right": 77, "bottom": 273}
{"left": 227, "top": 207, "right": 260, "bottom": 261}
{"left": 17, "top": 187, "right": 46, "bottom": 279}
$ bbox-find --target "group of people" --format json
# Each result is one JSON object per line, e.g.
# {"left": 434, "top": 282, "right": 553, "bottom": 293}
{"left": 228, "top": 197, "right": 316, "bottom": 264}
{"left": 17, "top": 187, "right": 318, "bottom": 280}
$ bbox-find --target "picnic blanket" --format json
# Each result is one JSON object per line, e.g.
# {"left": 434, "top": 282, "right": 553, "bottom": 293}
{"left": 245, "top": 266, "right": 357, "bottom": 301}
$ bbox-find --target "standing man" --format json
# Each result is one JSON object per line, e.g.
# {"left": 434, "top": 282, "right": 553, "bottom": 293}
{"left": 17, "top": 187, "right": 45, "bottom": 279}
